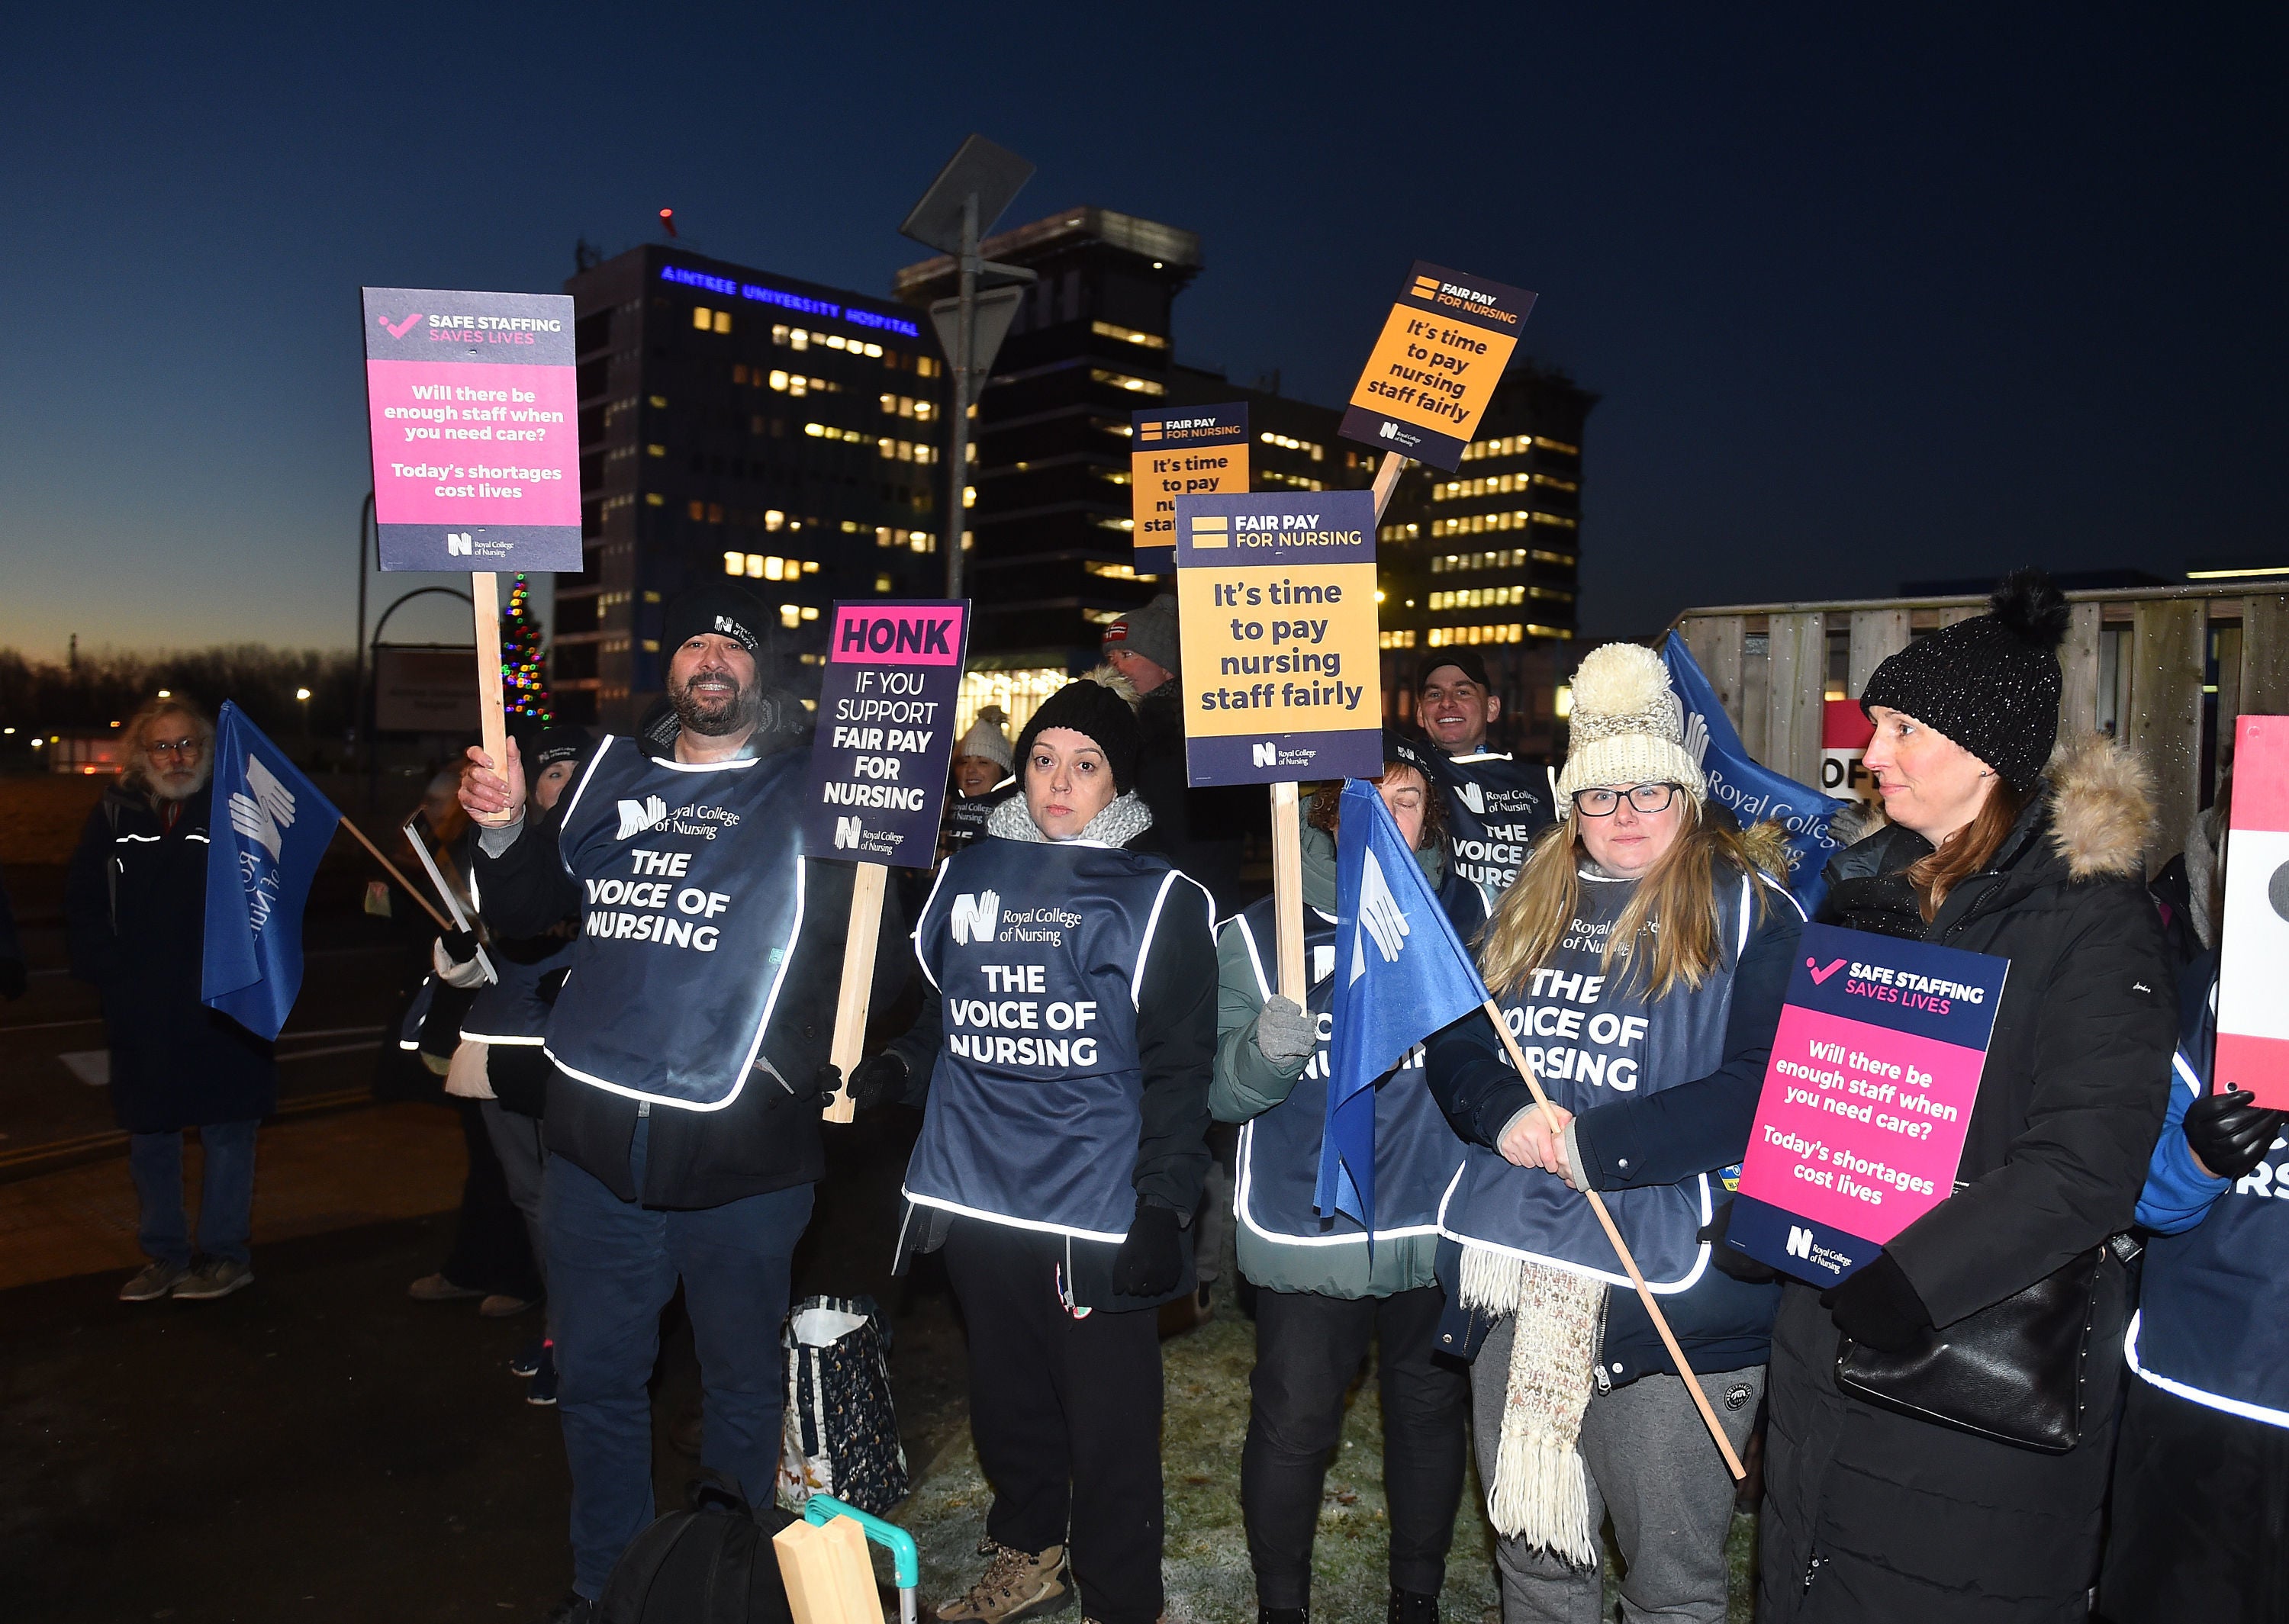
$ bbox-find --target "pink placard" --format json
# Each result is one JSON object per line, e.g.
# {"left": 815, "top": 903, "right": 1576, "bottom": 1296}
{"left": 1735, "top": 1002, "right": 1985, "bottom": 1243}
{"left": 365, "top": 359, "right": 581, "bottom": 527}
{"left": 828, "top": 604, "right": 967, "bottom": 666}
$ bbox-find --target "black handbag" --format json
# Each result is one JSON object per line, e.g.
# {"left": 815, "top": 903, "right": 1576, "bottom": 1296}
{"left": 1833, "top": 1243, "right": 2107, "bottom": 1454}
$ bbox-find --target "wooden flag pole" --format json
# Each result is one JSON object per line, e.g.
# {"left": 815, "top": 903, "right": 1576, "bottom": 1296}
{"left": 1479, "top": 999, "right": 1747, "bottom": 1480}
{"left": 471, "top": 571, "right": 514, "bottom": 827}
{"left": 333, "top": 816, "right": 452, "bottom": 931}
{"left": 822, "top": 862, "right": 888, "bottom": 1122}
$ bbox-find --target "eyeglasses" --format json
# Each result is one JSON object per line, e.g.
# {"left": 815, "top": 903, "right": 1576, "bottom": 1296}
{"left": 146, "top": 738, "right": 202, "bottom": 759}
{"left": 1572, "top": 783, "right": 1678, "bottom": 817}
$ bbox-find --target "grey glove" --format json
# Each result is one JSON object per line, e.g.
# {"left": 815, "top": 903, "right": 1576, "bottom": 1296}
{"left": 1253, "top": 995, "right": 1318, "bottom": 1066}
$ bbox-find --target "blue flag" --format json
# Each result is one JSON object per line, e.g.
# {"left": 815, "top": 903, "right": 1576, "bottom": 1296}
{"left": 1661, "top": 634, "right": 1849, "bottom": 915}
{"left": 1318, "top": 780, "right": 1492, "bottom": 1235}
{"left": 202, "top": 701, "right": 341, "bottom": 1040}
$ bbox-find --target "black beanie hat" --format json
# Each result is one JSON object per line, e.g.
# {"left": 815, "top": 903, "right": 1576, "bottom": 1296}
{"left": 1859, "top": 569, "right": 2071, "bottom": 792}
{"left": 1380, "top": 727, "right": 1443, "bottom": 784}
{"left": 1013, "top": 671, "right": 1143, "bottom": 796}
{"left": 531, "top": 725, "right": 594, "bottom": 772}
{"left": 662, "top": 583, "right": 771, "bottom": 660}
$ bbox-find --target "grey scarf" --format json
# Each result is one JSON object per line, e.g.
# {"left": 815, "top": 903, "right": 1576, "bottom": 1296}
{"left": 986, "top": 789, "right": 1154, "bottom": 848}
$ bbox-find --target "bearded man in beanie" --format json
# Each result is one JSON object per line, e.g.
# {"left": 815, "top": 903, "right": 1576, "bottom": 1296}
{"left": 832, "top": 668, "right": 1217, "bottom": 1624}
{"left": 1102, "top": 593, "right": 1251, "bottom": 912}
{"left": 1757, "top": 570, "right": 2175, "bottom": 1623}
{"left": 459, "top": 583, "right": 907, "bottom": 1624}
{"left": 1413, "top": 648, "right": 1556, "bottom": 896}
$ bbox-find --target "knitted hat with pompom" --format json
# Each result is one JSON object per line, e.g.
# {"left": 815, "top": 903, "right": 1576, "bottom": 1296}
{"left": 1555, "top": 643, "right": 1707, "bottom": 814}
{"left": 1858, "top": 569, "right": 2070, "bottom": 793}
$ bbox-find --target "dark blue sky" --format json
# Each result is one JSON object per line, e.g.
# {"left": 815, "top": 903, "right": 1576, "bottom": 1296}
{"left": 2, "top": 5, "right": 2280, "bottom": 658}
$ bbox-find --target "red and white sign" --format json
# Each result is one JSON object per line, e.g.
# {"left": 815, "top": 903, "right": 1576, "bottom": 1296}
{"left": 1821, "top": 699, "right": 1876, "bottom": 804}
{"left": 2217, "top": 715, "right": 2289, "bottom": 1108}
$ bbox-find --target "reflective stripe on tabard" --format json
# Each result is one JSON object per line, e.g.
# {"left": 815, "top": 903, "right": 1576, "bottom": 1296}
{"left": 1430, "top": 751, "right": 1557, "bottom": 895}
{"left": 902, "top": 835, "right": 1211, "bottom": 1242}
{"left": 1226, "top": 880, "right": 1476, "bottom": 1249}
{"left": 539, "top": 735, "right": 808, "bottom": 1111}
{"left": 1437, "top": 870, "right": 1767, "bottom": 1289}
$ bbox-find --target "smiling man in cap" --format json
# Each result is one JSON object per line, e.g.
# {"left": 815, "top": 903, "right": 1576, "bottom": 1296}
{"left": 459, "top": 580, "right": 906, "bottom": 1624}
{"left": 1413, "top": 649, "right": 1556, "bottom": 895}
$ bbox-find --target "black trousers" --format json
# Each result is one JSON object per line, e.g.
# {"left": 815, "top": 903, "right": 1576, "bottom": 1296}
{"left": 942, "top": 1218, "right": 1165, "bottom": 1624}
{"left": 441, "top": 1095, "right": 541, "bottom": 1299}
{"left": 2099, "top": 1375, "right": 2289, "bottom": 1623}
{"left": 1242, "top": 1285, "right": 1470, "bottom": 1608}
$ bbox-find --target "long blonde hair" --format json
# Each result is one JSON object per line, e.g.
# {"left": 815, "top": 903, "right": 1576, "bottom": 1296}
{"left": 1476, "top": 799, "right": 1780, "bottom": 1001}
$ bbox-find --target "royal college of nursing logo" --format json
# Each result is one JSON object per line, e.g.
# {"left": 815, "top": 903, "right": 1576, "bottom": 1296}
{"left": 1452, "top": 781, "right": 1485, "bottom": 815}
{"left": 949, "top": 890, "right": 1000, "bottom": 947}
{"left": 227, "top": 755, "right": 298, "bottom": 861}
{"left": 616, "top": 795, "right": 669, "bottom": 840}
{"left": 1348, "top": 848, "right": 1411, "bottom": 981}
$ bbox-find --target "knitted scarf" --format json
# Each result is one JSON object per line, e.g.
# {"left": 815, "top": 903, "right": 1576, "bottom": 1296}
{"left": 1459, "top": 1242, "right": 1608, "bottom": 1565}
{"left": 985, "top": 789, "right": 1154, "bottom": 848}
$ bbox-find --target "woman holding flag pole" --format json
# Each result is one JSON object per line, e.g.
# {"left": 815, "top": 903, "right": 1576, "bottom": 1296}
{"left": 1423, "top": 642, "right": 1804, "bottom": 1624}
{"left": 1211, "top": 729, "right": 1487, "bottom": 1624}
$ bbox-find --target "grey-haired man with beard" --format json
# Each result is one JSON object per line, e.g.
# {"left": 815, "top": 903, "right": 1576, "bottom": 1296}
{"left": 459, "top": 583, "right": 906, "bottom": 1623}
{"left": 66, "top": 695, "right": 273, "bottom": 1302}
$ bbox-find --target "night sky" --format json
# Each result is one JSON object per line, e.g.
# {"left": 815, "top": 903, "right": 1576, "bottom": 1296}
{"left": 2, "top": 5, "right": 2281, "bottom": 660}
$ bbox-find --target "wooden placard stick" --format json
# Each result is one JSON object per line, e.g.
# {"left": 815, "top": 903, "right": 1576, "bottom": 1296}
{"left": 333, "top": 816, "right": 452, "bottom": 931}
{"left": 1479, "top": 999, "right": 1748, "bottom": 1480}
{"left": 470, "top": 571, "right": 514, "bottom": 827}
{"left": 823, "top": 863, "right": 888, "bottom": 1123}
{"left": 1370, "top": 449, "right": 1407, "bottom": 517}
{"left": 1269, "top": 782, "right": 1307, "bottom": 1001}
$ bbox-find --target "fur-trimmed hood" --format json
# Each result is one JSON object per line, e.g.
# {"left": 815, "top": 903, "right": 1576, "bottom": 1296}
{"left": 2040, "top": 732, "right": 2155, "bottom": 881}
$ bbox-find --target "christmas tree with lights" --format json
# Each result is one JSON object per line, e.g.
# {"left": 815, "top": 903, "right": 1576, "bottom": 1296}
{"left": 499, "top": 574, "right": 554, "bottom": 725}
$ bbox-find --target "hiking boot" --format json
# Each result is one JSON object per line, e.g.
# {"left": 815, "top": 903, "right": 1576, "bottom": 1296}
{"left": 407, "top": 1272, "right": 482, "bottom": 1302}
{"left": 938, "top": 1539, "right": 1072, "bottom": 1622}
{"left": 120, "top": 1261, "right": 190, "bottom": 1302}
{"left": 532, "top": 1591, "right": 593, "bottom": 1624}
{"left": 526, "top": 1343, "right": 559, "bottom": 1407}
{"left": 481, "top": 1292, "right": 539, "bottom": 1318}
{"left": 173, "top": 1257, "right": 253, "bottom": 1300}
{"left": 1389, "top": 1590, "right": 1437, "bottom": 1624}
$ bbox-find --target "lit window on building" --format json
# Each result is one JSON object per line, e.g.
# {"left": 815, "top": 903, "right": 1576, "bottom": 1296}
{"left": 1091, "top": 320, "right": 1170, "bottom": 350}
{"left": 723, "top": 553, "right": 810, "bottom": 581}
{"left": 1428, "top": 510, "right": 1577, "bottom": 539}
{"left": 1379, "top": 629, "right": 1418, "bottom": 650}
{"left": 880, "top": 394, "right": 936, "bottom": 420}
{"left": 1428, "top": 623, "right": 1527, "bottom": 647}
{"left": 1259, "top": 470, "right": 1325, "bottom": 492}
{"left": 1090, "top": 368, "right": 1166, "bottom": 396}
{"left": 877, "top": 436, "right": 940, "bottom": 464}
{"left": 1428, "top": 586, "right": 1528, "bottom": 610}
{"left": 1085, "top": 560, "right": 1153, "bottom": 580}
{"left": 1378, "top": 522, "right": 1421, "bottom": 543}
{"left": 804, "top": 423, "right": 868, "bottom": 443}
{"left": 769, "top": 323, "right": 886, "bottom": 359}
{"left": 1459, "top": 433, "right": 1579, "bottom": 461}
{"left": 1431, "top": 548, "right": 1530, "bottom": 574}
{"left": 1259, "top": 431, "right": 1325, "bottom": 461}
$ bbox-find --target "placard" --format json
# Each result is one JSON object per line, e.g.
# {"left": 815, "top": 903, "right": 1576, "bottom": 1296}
{"left": 361, "top": 286, "right": 581, "bottom": 571}
{"left": 800, "top": 600, "right": 970, "bottom": 867}
{"left": 1338, "top": 262, "right": 1536, "bottom": 471}
{"left": 2217, "top": 714, "right": 2289, "bottom": 1108}
{"left": 1173, "top": 491, "right": 1383, "bottom": 786}
{"left": 1821, "top": 699, "right": 1877, "bottom": 804}
{"left": 1132, "top": 404, "right": 1248, "bottom": 575}
{"left": 1726, "top": 921, "right": 2007, "bottom": 1284}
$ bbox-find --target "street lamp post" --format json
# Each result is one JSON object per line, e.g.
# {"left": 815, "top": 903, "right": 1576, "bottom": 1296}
{"left": 900, "top": 136, "right": 1038, "bottom": 600}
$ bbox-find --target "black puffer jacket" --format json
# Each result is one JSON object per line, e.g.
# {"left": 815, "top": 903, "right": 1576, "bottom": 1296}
{"left": 1760, "top": 735, "right": 2177, "bottom": 1622}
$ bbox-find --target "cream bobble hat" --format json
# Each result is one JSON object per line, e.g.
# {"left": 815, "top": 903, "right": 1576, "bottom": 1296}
{"left": 1554, "top": 642, "right": 1707, "bottom": 814}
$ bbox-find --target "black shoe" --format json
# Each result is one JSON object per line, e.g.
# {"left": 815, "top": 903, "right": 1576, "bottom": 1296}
{"left": 1389, "top": 1590, "right": 1437, "bottom": 1624}
{"left": 534, "top": 1590, "right": 593, "bottom": 1624}
{"left": 1260, "top": 1608, "right": 1308, "bottom": 1624}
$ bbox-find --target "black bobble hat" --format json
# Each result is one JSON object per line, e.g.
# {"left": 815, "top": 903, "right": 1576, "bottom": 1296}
{"left": 531, "top": 725, "right": 594, "bottom": 772}
{"left": 1013, "top": 669, "right": 1143, "bottom": 796}
{"left": 1859, "top": 569, "right": 2071, "bottom": 792}
{"left": 662, "top": 583, "right": 770, "bottom": 659}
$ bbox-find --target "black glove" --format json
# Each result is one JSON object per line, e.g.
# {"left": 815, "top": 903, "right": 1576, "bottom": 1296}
{"left": 2185, "top": 1088, "right": 2286, "bottom": 1182}
{"left": 1821, "top": 1249, "right": 1932, "bottom": 1354}
{"left": 0, "top": 957, "right": 25, "bottom": 1000}
{"left": 536, "top": 966, "right": 571, "bottom": 1006}
{"left": 809, "top": 1053, "right": 910, "bottom": 1112}
{"left": 1111, "top": 1199, "right": 1185, "bottom": 1299}
{"left": 1698, "top": 1199, "right": 1779, "bottom": 1285}
{"left": 438, "top": 928, "right": 479, "bottom": 966}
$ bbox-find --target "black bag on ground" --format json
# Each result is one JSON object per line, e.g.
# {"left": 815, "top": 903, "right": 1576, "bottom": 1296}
{"left": 596, "top": 1468, "right": 795, "bottom": 1624}
{"left": 1834, "top": 1243, "right": 2111, "bottom": 1453}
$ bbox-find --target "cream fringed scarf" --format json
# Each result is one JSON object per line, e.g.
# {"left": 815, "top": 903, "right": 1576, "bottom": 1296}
{"left": 1460, "top": 1243, "right": 1608, "bottom": 1565}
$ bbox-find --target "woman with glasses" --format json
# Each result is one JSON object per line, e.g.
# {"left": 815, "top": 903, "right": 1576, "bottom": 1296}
{"left": 1424, "top": 642, "right": 1803, "bottom": 1624}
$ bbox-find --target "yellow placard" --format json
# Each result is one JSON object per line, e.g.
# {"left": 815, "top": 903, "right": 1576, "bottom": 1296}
{"left": 1347, "top": 303, "right": 1518, "bottom": 441}
{"left": 1177, "top": 561, "right": 1381, "bottom": 738}
{"left": 1132, "top": 404, "right": 1249, "bottom": 567}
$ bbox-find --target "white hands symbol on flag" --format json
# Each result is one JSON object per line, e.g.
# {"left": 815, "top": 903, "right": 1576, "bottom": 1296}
{"left": 1683, "top": 709, "right": 1711, "bottom": 769}
{"left": 228, "top": 755, "right": 298, "bottom": 861}
{"left": 1350, "top": 847, "right": 1412, "bottom": 985}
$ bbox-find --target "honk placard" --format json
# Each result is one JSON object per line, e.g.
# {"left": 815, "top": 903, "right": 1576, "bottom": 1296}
{"left": 1173, "top": 490, "right": 1383, "bottom": 786}
{"left": 1132, "top": 404, "right": 1248, "bottom": 574}
{"left": 1338, "top": 262, "right": 1535, "bottom": 471}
